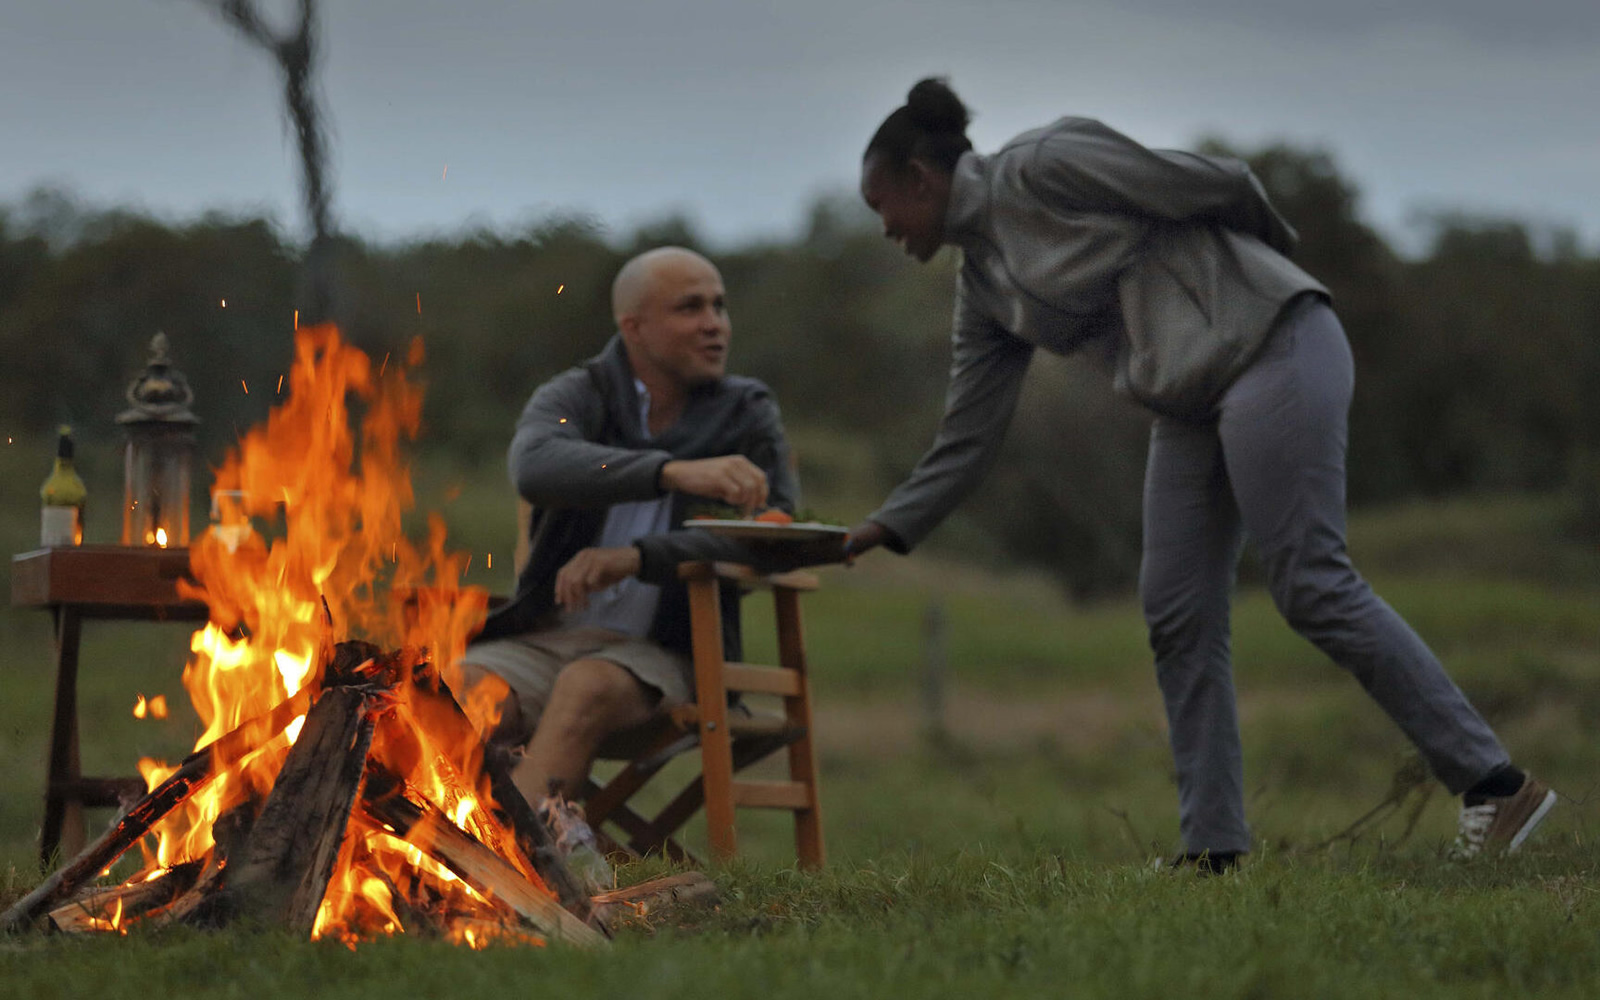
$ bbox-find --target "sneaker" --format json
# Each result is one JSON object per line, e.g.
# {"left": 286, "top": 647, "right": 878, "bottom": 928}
{"left": 1152, "top": 850, "right": 1239, "bottom": 875}
{"left": 1450, "top": 775, "right": 1557, "bottom": 860}
{"left": 537, "top": 794, "right": 614, "bottom": 892}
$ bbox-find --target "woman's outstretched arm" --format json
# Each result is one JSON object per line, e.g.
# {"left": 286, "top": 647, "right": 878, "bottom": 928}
{"left": 861, "top": 283, "right": 1035, "bottom": 554}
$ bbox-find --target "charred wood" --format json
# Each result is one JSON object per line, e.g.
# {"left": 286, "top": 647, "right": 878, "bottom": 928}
{"left": 46, "top": 860, "right": 204, "bottom": 934}
{"left": 363, "top": 770, "right": 606, "bottom": 948}
{"left": 484, "top": 745, "right": 597, "bottom": 926}
{"left": 218, "top": 685, "right": 375, "bottom": 933}
{"left": 155, "top": 856, "right": 231, "bottom": 928}
{"left": 0, "top": 686, "right": 314, "bottom": 933}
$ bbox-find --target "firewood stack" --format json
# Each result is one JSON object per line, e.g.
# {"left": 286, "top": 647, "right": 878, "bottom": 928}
{"left": 2, "top": 641, "right": 605, "bottom": 947}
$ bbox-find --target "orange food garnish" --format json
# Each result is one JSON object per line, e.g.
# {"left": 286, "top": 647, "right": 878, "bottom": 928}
{"left": 753, "top": 509, "right": 794, "bottom": 524}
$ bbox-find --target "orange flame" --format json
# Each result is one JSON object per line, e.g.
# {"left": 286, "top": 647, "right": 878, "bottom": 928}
{"left": 132, "top": 694, "right": 168, "bottom": 720}
{"left": 118, "top": 325, "right": 538, "bottom": 943}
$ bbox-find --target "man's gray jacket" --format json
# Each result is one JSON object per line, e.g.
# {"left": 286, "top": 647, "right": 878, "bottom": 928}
{"left": 869, "top": 116, "right": 1328, "bottom": 553}
{"left": 476, "top": 336, "right": 799, "bottom": 661}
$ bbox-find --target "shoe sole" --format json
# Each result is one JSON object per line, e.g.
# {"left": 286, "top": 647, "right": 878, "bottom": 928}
{"left": 1507, "top": 788, "right": 1558, "bottom": 853}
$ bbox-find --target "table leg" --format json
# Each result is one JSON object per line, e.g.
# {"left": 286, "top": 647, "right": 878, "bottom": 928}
{"left": 40, "top": 606, "right": 86, "bottom": 870}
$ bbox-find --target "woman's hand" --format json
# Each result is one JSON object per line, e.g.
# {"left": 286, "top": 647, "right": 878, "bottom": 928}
{"left": 843, "top": 520, "right": 890, "bottom": 563}
{"left": 554, "top": 546, "right": 642, "bottom": 611}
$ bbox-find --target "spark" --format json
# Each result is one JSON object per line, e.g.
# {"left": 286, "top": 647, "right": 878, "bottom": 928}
{"left": 379, "top": 352, "right": 390, "bottom": 377}
{"left": 242, "top": 379, "right": 249, "bottom": 394}
{"left": 559, "top": 418, "right": 568, "bottom": 424}
{"left": 221, "top": 299, "right": 227, "bottom": 308}
{"left": 294, "top": 309, "right": 299, "bottom": 330}
{"left": 416, "top": 293, "right": 422, "bottom": 315}
{"left": 486, "top": 552, "right": 492, "bottom": 569}
{"left": 442, "top": 164, "right": 448, "bottom": 180}
{"left": 556, "top": 284, "right": 564, "bottom": 294}
{"left": 464, "top": 554, "right": 472, "bottom": 573}
{"left": 277, "top": 375, "right": 284, "bottom": 394}
{"left": 136, "top": 694, "right": 168, "bottom": 720}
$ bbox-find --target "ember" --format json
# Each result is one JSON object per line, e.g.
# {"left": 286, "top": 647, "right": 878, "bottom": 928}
{"left": 2, "top": 326, "right": 601, "bottom": 947}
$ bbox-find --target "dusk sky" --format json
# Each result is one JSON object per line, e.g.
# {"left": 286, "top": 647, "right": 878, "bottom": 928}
{"left": 4, "top": 0, "right": 1597, "bottom": 252}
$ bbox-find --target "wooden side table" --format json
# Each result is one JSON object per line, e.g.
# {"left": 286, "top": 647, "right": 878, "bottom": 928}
{"left": 10, "top": 545, "right": 208, "bottom": 868}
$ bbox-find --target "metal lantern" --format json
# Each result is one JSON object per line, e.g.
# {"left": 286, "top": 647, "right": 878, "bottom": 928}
{"left": 117, "top": 332, "right": 199, "bottom": 547}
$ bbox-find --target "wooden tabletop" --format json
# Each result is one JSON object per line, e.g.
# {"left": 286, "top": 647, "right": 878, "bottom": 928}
{"left": 11, "top": 545, "right": 209, "bottom": 620}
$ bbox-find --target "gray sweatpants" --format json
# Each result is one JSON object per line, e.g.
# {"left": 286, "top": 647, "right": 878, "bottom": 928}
{"left": 1139, "top": 295, "right": 1509, "bottom": 854}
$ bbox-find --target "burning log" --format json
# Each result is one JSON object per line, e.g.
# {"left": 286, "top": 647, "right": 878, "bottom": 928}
{"left": 377, "top": 656, "right": 597, "bottom": 925}
{"left": 363, "top": 770, "right": 606, "bottom": 948}
{"left": 47, "top": 861, "right": 204, "bottom": 934}
{"left": 214, "top": 685, "right": 377, "bottom": 932}
{"left": 156, "top": 859, "right": 231, "bottom": 928}
{"left": 0, "top": 685, "right": 313, "bottom": 934}
{"left": 484, "top": 746, "right": 597, "bottom": 925}
{"left": 8, "top": 649, "right": 601, "bottom": 945}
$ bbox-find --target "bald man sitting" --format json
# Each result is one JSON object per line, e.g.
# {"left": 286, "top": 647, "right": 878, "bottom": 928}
{"left": 457, "top": 247, "right": 804, "bottom": 810}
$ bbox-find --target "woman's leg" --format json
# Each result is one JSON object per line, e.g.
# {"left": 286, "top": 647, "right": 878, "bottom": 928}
{"left": 1141, "top": 414, "right": 1251, "bottom": 855}
{"left": 1217, "top": 299, "right": 1508, "bottom": 793}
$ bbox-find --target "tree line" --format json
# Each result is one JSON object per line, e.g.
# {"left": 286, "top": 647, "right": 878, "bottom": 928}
{"left": 3, "top": 142, "right": 1596, "bottom": 597}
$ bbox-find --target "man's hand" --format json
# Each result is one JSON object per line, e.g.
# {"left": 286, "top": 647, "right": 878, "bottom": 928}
{"left": 660, "top": 455, "right": 768, "bottom": 513}
{"left": 843, "top": 520, "right": 890, "bottom": 563}
{"left": 554, "top": 546, "right": 643, "bottom": 612}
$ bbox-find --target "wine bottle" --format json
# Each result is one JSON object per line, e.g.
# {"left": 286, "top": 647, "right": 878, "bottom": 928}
{"left": 40, "top": 425, "right": 87, "bottom": 547}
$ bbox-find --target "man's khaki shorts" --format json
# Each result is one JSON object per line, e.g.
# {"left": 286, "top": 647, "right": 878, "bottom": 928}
{"left": 456, "top": 626, "right": 693, "bottom": 746}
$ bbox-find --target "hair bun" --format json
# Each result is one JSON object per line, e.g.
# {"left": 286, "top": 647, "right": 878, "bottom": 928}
{"left": 905, "top": 77, "right": 970, "bottom": 135}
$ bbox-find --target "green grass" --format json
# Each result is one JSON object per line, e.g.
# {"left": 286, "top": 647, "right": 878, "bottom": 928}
{"left": 5, "top": 849, "right": 1600, "bottom": 999}
{"left": 2, "top": 485, "right": 1598, "bottom": 997}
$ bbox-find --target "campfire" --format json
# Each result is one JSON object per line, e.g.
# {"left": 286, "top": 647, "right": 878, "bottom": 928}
{"left": 3, "top": 326, "right": 605, "bottom": 947}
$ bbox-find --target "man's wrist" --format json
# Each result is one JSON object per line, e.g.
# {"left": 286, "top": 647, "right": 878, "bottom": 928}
{"left": 656, "top": 459, "right": 678, "bottom": 494}
{"left": 629, "top": 540, "right": 650, "bottom": 578}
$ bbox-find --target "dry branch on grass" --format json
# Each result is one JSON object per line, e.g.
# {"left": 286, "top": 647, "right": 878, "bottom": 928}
{"left": 590, "top": 872, "right": 720, "bottom": 933}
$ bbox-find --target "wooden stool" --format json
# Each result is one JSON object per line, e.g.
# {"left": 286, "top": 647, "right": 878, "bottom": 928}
{"left": 578, "top": 561, "right": 825, "bottom": 869}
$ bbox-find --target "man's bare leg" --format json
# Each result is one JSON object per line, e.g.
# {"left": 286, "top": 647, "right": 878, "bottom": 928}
{"left": 512, "top": 657, "right": 656, "bottom": 803}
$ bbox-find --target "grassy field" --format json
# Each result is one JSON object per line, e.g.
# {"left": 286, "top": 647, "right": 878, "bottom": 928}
{"left": 1, "top": 473, "right": 1598, "bottom": 996}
